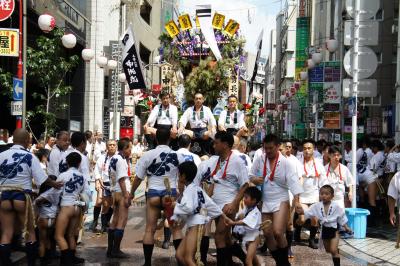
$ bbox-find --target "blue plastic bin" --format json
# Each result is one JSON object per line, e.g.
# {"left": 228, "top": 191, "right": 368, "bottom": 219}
{"left": 345, "top": 208, "right": 370, "bottom": 239}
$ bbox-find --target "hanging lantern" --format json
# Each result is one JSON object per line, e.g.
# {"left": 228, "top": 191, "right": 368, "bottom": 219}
{"left": 300, "top": 71, "right": 308, "bottom": 80}
{"left": 97, "top": 56, "right": 108, "bottom": 68}
{"left": 81, "top": 48, "right": 94, "bottom": 61}
{"left": 107, "top": 59, "right": 118, "bottom": 70}
{"left": 312, "top": 52, "right": 323, "bottom": 64}
{"left": 307, "top": 59, "right": 315, "bottom": 69}
{"left": 61, "top": 33, "right": 77, "bottom": 49}
{"left": 38, "top": 14, "right": 56, "bottom": 33}
{"left": 118, "top": 73, "right": 126, "bottom": 83}
{"left": 280, "top": 95, "right": 286, "bottom": 102}
{"left": 326, "top": 39, "right": 339, "bottom": 53}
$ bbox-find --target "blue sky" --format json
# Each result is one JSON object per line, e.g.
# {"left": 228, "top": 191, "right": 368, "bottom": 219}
{"left": 178, "top": 0, "right": 282, "bottom": 57}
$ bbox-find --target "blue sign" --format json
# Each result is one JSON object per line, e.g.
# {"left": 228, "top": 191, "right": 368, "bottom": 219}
{"left": 309, "top": 65, "right": 324, "bottom": 83}
{"left": 13, "top": 78, "right": 23, "bottom": 101}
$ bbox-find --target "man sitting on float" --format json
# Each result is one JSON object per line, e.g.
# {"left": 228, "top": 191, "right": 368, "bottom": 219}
{"left": 178, "top": 92, "right": 216, "bottom": 155}
{"left": 143, "top": 91, "right": 178, "bottom": 149}
{"left": 218, "top": 95, "right": 248, "bottom": 137}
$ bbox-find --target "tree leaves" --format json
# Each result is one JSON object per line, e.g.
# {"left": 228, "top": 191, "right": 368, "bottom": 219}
{"left": 26, "top": 28, "right": 79, "bottom": 138}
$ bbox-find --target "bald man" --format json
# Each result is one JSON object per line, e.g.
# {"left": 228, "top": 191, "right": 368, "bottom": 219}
{"left": 0, "top": 129, "right": 63, "bottom": 265}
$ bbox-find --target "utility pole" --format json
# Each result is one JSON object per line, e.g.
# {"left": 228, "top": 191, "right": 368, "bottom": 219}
{"left": 17, "top": 0, "right": 27, "bottom": 129}
{"left": 350, "top": 0, "right": 360, "bottom": 209}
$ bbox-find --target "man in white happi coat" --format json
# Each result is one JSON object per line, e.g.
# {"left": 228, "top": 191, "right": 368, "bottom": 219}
{"left": 218, "top": 95, "right": 248, "bottom": 137}
{"left": 232, "top": 136, "right": 252, "bottom": 172}
{"left": 93, "top": 140, "right": 117, "bottom": 233}
{"left": 0, "top": 129, "right": 63, "bottom": 265}
{"left": 295, "top": 139, "right": 328, "bottom": 249}
{"left": 388, "top": 171, "right": 400, "bottom": 227}
{"left": 130, "top": 127, "right": 184, "bottom": 266}
{"left": 250, "top": 134, "right": 303, "bottom": 266}
{"left": 362, "top": 140, "right": 385, "bottom": 225}
{"left": 144, "top": 92, "right": 178, "bottom": 149}
{"left": 195, "top": 131, "right": 249, "bottom": 265}
{"left": 325, "top": 146, "right": 354, "bottom": 209}
{"left": 47, "top": 131, "right": 70, "bottom": 180}
{"left": 179, "top": 92, "right": 216, "bottom": 155}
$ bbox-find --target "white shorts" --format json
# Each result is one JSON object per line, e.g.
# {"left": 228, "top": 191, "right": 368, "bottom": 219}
{"left": 357, "top": 169, "right": 376, "bottom": 185}
{"left": 262, "top": 183, "right": 289, "bottom": 213}
{"left": 262, "top": 197, "right": 289, "bottom": 213}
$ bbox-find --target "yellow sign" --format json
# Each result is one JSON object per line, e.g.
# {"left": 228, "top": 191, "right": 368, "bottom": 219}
{"left": 178, "top": 14, "right": 192, "bottom": 31}
{"left": 0, "top": 28, "right": 19, "bottom": 57}
{"left": 224, "top": 19, "right": 240, "bottom": 37}
{"left": 212, "top": 13, "right": 225, "bottom": 30}
{"left": 195, "top": 16, "right": 200, "bottom": 28}
{"left": 165, "top": 20, "right": 180, "bottom": 38}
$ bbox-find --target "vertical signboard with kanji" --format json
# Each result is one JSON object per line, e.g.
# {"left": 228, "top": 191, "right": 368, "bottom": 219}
{"left": 109, "top": 41, "right": 123, "bottom": 112}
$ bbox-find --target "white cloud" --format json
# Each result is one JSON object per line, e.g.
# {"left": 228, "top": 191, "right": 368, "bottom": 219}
{"left": 178, "top": 0, "right": 279, "bottom": 57}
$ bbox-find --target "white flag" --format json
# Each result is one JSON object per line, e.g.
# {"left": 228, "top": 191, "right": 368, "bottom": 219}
{"left": 196, "top": 5, "right": 222, "bottom": 61}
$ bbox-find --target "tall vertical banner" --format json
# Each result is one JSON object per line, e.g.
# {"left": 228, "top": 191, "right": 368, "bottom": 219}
{"left": 121, "top": 26, "right": 146, "bottom": 90}
{"left": 248, "top": 30, "right": 263, "bottom": 100}
{"left": 252, "top": 29, "right": 263, "bottom": 81}
{"left": 294, "top": 16, "right": 310, "bottom": 138}
{"left": 196, "top": 5, "right": 222, "bottom": 61}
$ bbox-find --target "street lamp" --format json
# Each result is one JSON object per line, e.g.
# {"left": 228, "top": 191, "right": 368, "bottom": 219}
{"left": 326, "top": 39, "right": 339, "bottom": 53}
{"left": 307, "top": 58, "right": 315, "bottom": 69}
{"left": 118, "top": 73, "right": 127, "bottom": 83}
{"left": 38, "top": 14, "right": 56, "bottom": 33}
{"left": 312, "top": 52, "right": 323, "bottom": 64}
{"left": 97, "top": 55, "right": 108, "bottom": 68}
{"left": 107, "top": 59, "right": 118, "bottom": 70}
{"left": 61, "top": 33, "right": 77, "bottom": 49}
{"left": 82, "top": 48, "right": 95, "bottom": 61}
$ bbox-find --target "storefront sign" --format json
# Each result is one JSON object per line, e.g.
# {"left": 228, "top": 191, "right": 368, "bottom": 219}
{"left": 323, "top": 82, "right": 341, "bottom": 104}
{"left": 0, "top": 28, "right": 18, "bottom": 56}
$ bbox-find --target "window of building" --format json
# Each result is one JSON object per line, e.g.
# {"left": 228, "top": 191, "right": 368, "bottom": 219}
{"left": 139, "top": 43, "right": 151, "bottom": 65}
{"left": 140, "top": 0, "right": 152, "bottom": 25}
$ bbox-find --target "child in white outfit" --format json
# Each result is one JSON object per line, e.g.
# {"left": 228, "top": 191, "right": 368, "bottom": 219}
{"left": 297, "top": 185, "right": 352, "bottom": 266}
{"left": 173, "top": 161, "right": 224, "bottom": 266}
{"left": 225, "top": 186, "right": 262, "bottom": 266}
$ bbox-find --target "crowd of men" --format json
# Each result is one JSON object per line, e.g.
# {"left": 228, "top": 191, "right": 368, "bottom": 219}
{"left": 1, "top": 91, "right": 400, "bottom": 266}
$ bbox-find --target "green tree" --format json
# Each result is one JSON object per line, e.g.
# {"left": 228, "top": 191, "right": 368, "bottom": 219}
{"left": 26, "top": 28, "right": 79, "bottom": 139}
{"left": 0, "top": 67, "right": 13, "bottom": 99}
